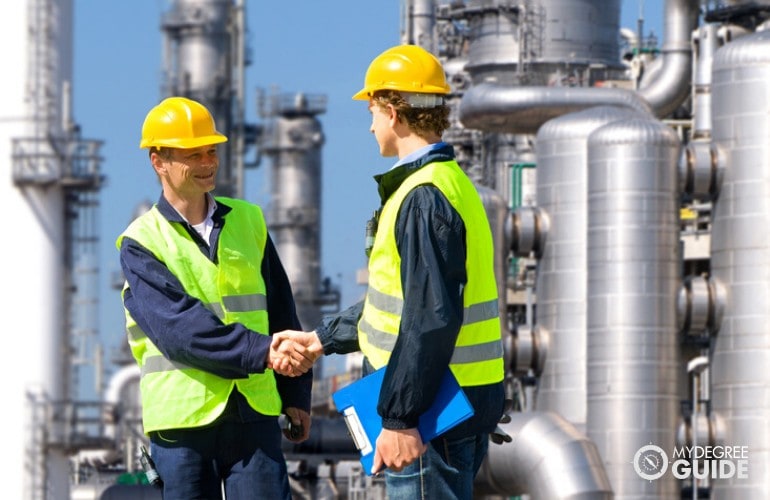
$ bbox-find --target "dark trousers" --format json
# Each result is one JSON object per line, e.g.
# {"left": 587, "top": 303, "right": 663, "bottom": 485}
{"left": 149, "top": 417, "right": 290, "bottom": 500}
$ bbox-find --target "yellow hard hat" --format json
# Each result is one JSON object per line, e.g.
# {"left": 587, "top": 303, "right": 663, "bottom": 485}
{"left": 139, "top": 96, "right": 228, "bottom": 149}
{"left": 352, "top": 44, "right": 451, "bottom": 101}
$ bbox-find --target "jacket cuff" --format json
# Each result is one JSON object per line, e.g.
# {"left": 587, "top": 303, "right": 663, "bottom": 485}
{"left": 381, "top": 416, "right": 418, "bottom": 430}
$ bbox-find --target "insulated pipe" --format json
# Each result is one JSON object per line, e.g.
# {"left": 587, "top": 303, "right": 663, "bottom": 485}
{"left": 459, "top": 84, "right": 652, "bottom": 135}
{"left": 474, "top": 411, "right": 613, "bottom": 499}
{"left": 74, "top": 364, "right": 140, "bottom": 467}
{"left": 637, "top": 0, "right": 700, "bottom": 118}
{"left": 692, "top": 24, "right": 719, "bottom": 138}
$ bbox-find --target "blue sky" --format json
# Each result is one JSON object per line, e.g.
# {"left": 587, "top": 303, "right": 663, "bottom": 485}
{"left": 73, "top": 0, "right": 664, "bottom": 376}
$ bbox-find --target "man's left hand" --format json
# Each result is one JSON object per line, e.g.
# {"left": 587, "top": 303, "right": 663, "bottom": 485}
{"left": 283, "top": 407, "right": 311, "bottom": 443}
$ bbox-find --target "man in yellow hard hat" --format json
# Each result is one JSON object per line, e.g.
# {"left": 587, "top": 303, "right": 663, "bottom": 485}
{"left": 273, "top": 45, "right": 505, "bottom": 499}
{"left": 116, "top": 96, "right": 314, "bottom": 499}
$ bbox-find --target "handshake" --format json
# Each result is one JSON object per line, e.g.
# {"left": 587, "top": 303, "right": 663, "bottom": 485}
{"left": 267, "top": 330, "right": 324, "bottom": 377}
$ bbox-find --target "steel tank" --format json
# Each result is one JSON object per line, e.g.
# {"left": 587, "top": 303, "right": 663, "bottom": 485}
{"left": 464, "top": 0, "right": 621, "bottom": 84}
{"left": 586, "top": 117, "right": 682, "bottom": 498}
{"left": 710, "top": 28, "right": 770, "bottom": 499}
{"left": 534, "top": 106, "right": 642, "bottom": 431}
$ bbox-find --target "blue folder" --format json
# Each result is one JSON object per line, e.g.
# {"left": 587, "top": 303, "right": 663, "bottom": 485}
{"left": 332, "top": 367, "right": 474, "bottom": 475}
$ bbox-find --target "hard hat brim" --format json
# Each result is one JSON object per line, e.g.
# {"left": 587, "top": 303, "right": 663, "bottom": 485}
{"left": 352, "top": 88, "right": 371, "bottom": 101}
{"left": 140, "top": 133, "right": 228, "bottom": 149}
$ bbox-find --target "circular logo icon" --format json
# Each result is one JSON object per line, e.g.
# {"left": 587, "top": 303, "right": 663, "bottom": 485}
{"left": 633, "top": 444, "right": 669, "bottom": 481}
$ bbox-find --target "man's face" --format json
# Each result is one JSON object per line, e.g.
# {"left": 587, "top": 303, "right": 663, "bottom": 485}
{"left": 154, "top": 145, "right": 219, "bottom": 199}
{"left": 369, "top": 100, "right": 398, "bottom": 158}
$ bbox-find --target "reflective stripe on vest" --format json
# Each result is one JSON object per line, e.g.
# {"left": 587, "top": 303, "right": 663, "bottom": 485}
{"left": 117, "top": 197, "right": 281, "bottom": 432}
{"left": 358, "top": 160, "right": 504, "bottom": 386}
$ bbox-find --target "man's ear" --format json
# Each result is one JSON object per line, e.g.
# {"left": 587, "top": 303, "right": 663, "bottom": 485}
{"left": 150, "top": 152, "right": 166, "bottom": 176}
{"left": 386, "top": 103, "right": 400, "bottom": 127}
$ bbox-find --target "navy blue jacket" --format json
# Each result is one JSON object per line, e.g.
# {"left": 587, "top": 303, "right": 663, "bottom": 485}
{"left": 316, "top": 144, "right": 504, "bottom": 440}
{"left": 119, "top": 195, "right": 312, "bottom": 421}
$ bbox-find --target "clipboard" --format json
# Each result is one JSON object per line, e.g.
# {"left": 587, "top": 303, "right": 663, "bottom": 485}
{"left": 331, "top": 367, "right": 474, "bottom": 475}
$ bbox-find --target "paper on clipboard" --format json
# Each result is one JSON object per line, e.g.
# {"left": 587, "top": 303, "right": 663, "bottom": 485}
{"left": 332, "top": 367, "right": 474, "bottom": 475}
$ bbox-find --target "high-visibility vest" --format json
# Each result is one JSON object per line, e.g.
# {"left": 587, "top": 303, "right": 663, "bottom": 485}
{"left": 116, "top": 197, "right": 281, "bottom": 433}
{"left": 359, "top": 161, "right": 504, "bottom": 386}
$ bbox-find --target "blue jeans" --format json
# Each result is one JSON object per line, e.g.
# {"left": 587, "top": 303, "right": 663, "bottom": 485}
{"left": 385, "top": 433, "right": 488, "bottom": 500}
{"left": 149, "top": 418, "right": 290, "bottom": 500}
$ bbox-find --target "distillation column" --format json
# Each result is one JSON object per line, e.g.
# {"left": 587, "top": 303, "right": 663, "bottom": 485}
{"left": 260, "top": 93, "right": 337, "bottom": 335}
{"left": 710, "top": 28, "right": 770, "bottom": 499}
{"left": 2, "top": 0, "right": 75, "bottom": 498}
{"left": 161, "top": 0, "right": 245, "bottom": 198}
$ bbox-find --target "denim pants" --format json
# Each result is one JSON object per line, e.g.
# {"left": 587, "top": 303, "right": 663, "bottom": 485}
{"left": 149, "top": 417, "right": 290, "bottom": 500}
{"left": 385, "top": 433, "right": 489, "bottom": 500}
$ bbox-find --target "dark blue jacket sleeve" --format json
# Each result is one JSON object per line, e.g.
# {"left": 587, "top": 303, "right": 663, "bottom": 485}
{"left": 315, "top": 300, "right": 364, "bottom": 355}
{"left": 377, "top": 185, "right": 467, "bottom": 430}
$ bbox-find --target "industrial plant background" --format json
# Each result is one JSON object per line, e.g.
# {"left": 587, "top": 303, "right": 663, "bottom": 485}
{"left": 9, "top": 0, "right": 770, "bottom": 499}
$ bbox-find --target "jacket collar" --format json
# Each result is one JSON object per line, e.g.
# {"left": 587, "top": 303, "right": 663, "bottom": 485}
{"left": 155, "top": 193, "right": 232, "bottom": 224}
{"left": 373, "top": 143, "right": 456, "bottom": 204}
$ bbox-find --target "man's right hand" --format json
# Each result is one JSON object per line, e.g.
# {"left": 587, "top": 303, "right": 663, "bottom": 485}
{"left": 268, "top": 330, "right": 323, "bottom": 376}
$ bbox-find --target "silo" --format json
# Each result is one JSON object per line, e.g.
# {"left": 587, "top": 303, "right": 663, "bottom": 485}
{"left": 0, "top": 0, "right": 73, "bottom": 498}
{"left": 534, "top": 106, "right": 642, "bottom": 431}
{"left": 586, "top": 118, "right": 682, "bottom": 498}
{"left": 710, "top": 28, "right": 770, "bottom": 499}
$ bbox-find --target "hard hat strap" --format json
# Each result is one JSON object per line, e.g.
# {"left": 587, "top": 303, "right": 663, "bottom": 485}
{"left": 401, "top": 92, "right": 445, "bottom": 108}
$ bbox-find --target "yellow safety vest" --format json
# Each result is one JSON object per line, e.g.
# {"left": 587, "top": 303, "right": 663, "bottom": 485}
{"left": 359, "top": 160, "right": 504, "bottom": 386}
{"left": 116, "top": 197, "right": 281, "bottom": 433}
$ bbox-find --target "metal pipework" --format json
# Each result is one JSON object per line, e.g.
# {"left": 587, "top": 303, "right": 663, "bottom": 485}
{"left": 586, "top": 117, "right": 682, "bottom": 497}
{"left": 679, "top": 141, "right": 722, "bottom": 200}
{"left": 510, "top": 324, "right": 548, "bottom": 379}
{"left": 637, "top": 0, "right": 700, "bottom": 118}
{"left": 710, "top": 28, "right": 770, "bottom": 499}
{"left": 692, "top": 24, "right": 719, "bottom": 138}
{"left": 510, "top": 205, "right": 546, "bottom": 257}
{"left": 74, "top": 364, "right": 140, "bottom": 468}
{"left": 677, "top": 275, "right": 725, "bottom": 337}
{"left": 474, "top": 411, "right": 613, "bottom": 499}
{"left": 459, "top": 84, "right": 652, "bottom": 135}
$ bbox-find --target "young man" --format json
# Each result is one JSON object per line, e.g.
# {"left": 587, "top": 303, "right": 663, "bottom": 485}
{"left": 117, "top": 97, "right": 314, "bottom": 499}
{"left": 274, "top": 45, "right": 505, "bottom": 499}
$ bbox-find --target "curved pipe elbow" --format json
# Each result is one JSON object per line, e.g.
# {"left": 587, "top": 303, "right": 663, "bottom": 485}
{"left": 638, "top": 50, "right": 692, "bottom": 118}
{"left": 638, "top": 0, "right": 699, "bottom": 117}
{"left": 476, "top": 411, "right": 613, "bottom": 499}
